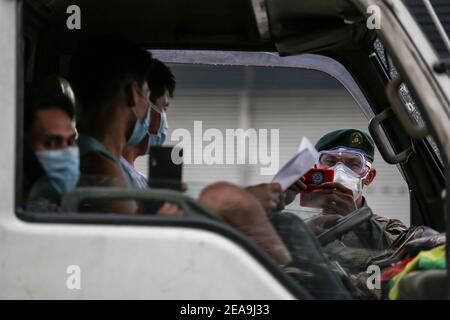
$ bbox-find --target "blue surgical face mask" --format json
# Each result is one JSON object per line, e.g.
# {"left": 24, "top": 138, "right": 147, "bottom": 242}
{"left": 126, "top": 105, "right": 150, "bottom": 147}
{"left": 154, "top": 111, "right": 168, "bottom": 145}
{"left": 35, "top": 147, "right": 80, "bottom": 195}
{"left": 147, "top": 105, "right": 168, "bottom": 151}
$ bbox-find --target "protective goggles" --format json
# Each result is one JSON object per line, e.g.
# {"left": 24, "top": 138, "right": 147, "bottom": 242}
{"left": 318, "top": 147, "right": 372, "bottom": 176}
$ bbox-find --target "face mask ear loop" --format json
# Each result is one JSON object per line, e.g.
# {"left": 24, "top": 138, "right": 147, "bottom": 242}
{"left": 350, "top": 182, "right": 361, "bottom": 209}
{"left": 150, "top": 102, "right": 162, "bottom": 114}
{"left": 349, "top": 165, "right": 361, "bottom": 209}
{"left": 360, "top": 161, "right": 372, "bottom": 185}
{"left": 136, "top": 88, "right": 151, "bottom": 115}
{"left": 353, "top": 169, "right": 371, "bottom": 206}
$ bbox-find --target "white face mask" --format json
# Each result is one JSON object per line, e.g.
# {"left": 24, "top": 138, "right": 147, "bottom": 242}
{"left": 331, "top": 163, "right": 364, "bottom": 199}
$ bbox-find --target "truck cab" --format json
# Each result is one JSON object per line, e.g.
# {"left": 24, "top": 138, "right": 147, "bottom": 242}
{"left": 0, "top": 0, "right": 449, "bottom": 299}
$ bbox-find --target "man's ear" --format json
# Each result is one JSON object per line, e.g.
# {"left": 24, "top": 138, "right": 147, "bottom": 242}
{"left": 364, "top": 168, "right": 377, "bottom": 186}
{"left": 124, "top": 81, "right": 139, "bottom": 107}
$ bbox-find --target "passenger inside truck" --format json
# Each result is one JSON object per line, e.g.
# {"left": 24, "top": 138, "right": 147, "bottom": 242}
{"left": 18, "top": 0, "right": 448, "bottom": 300}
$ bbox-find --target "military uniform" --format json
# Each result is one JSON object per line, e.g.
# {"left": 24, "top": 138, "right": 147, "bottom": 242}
{"left": 341, "top": 198, "right": 408, "bottom": 250}
{"left": 314, "top": 129, "right": 409, "bottom": 274}
{"left": 315, "top": 128, "right": 408, "bottom": 247}
{"left": 323, "top": 201, "right": 408, "bottom": 275}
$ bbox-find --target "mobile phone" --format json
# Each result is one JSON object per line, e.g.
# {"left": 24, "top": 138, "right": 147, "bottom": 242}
{"left": 148, "top": 146, "right": 183, "bottom": 191}
{"left": 303, "top": 167, "right": 334, "bottom": 191}
{"left": 300, "top": 168, "right": 334, "bottom": 208}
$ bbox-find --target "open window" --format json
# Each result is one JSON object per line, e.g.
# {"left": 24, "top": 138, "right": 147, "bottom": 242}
{"left": 13, "top": 0, "right": 449, "bottom": 299}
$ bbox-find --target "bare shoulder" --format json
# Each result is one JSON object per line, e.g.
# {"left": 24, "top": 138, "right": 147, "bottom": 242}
{"left": 80, "top": 152, "right": 128, "bottom": 187}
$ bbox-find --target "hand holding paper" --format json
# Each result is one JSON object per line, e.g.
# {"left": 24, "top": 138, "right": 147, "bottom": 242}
{"left": 271, "top": 137, "right": 319, "bottom": 191}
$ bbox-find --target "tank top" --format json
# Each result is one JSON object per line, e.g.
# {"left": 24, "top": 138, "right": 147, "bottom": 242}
{"left": 78, "top": 134, "right": 137, "bottom": 189}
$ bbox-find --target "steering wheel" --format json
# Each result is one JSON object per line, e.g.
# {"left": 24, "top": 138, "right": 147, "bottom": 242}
{"left": 316, "top": 206, "right": 373, "bottom": 246}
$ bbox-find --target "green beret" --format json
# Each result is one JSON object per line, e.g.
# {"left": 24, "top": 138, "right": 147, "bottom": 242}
{"left": 315, "top": 129, "right": 375, "bottom": 161}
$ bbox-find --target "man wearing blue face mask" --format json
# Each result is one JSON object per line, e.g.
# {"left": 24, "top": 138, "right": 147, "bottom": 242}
{"left": 23, "top": 75, "right": 79, "bottom": 212}
{"left": 121, "top": 58, "right": 175, "bottom": 190}
{"left": 68, "top": 36, "right": 154, "bottom": 215}
{"left": 70, "top": 38, "right": 183, "bottom": 217}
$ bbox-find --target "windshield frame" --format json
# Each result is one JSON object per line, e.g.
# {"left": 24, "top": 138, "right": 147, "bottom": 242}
{"left": 151, "top": 50, "right": 375, "bottom": 120}
{"left": 351, "top": 0, "right": 450, "bottom": 298}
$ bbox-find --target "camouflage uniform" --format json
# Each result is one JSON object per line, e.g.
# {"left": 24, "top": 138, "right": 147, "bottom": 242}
{"left": 313, "top": 129, "right": 409, "bottom": 273}
{"left": 341, "top": 198, "right": 408, "bottom": 250}
{"left": 330, "top": 198, "right": 408, "bottom": 275}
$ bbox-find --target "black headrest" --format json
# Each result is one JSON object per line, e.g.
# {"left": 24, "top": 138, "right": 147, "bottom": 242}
{"left": 35, "top": 74, "right": 76, "bottom": 112}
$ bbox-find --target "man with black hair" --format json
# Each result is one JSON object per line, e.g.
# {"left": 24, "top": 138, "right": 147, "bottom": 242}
{"left": 119, "top": 58, "right": 282, "bottom": 215}
{"left": 66, "top": 38, "right": 352, "bottom": 296}
{"left": 23, "top": 75, "right": 79, "bottom": 212}
{"left": 121, "top": 58, "right": 176, "bottom": 190}
{"left": 69, "top": 35, "right": 153, "bottom": 214}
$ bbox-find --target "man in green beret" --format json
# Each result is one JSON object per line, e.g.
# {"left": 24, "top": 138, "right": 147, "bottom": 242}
{"left": 285, "top": 128, "right": 407, "bottom": 257}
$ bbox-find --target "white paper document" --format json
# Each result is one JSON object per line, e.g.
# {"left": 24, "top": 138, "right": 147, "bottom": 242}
{"left": 271, "top": 137, "right": 319, "bottom": 191}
